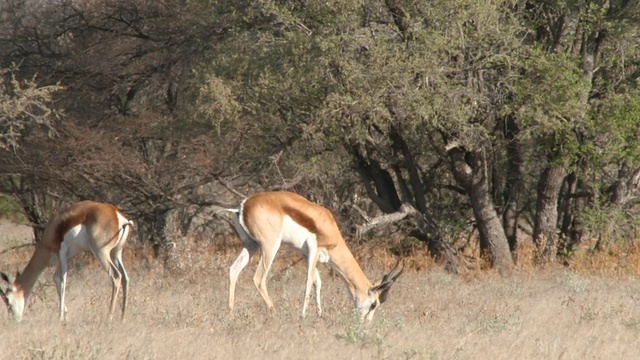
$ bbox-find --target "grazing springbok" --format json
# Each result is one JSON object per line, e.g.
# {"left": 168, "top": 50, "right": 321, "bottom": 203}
{"left": 0, "top": 201, "right": 133, "bottom": 321}
{"left": 219, "top": 191, "right": 403, "bottom": 322}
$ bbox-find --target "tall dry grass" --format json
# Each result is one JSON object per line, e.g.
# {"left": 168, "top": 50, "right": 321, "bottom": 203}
{"left": 1, "top": 223, "right": 640, "bottom": 359}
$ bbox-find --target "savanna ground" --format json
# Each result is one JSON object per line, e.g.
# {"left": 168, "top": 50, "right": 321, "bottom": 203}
{"left": 1, "top": 220, "right": 640, "bottom": 360}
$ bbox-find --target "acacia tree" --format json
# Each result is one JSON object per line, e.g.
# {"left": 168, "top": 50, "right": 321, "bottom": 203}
{"left": 0, "top": 67, "right": 61, "bottom": 151}
{"left": 521, "top": 0, "right": 640, "bottom": 261}
{"left": 0, "top": 65, "right": 64, "bottom": 238}
{"left": 0, "top": 0, "right": 237, "bottom": 254}
{"left": 194, "top": 0, "right": 530, "bottom": 273}
{"left": 196, "top": 0, "right": 640, "bottom": 270}
{"left": 2, "top": 0, "right": 638, "bottom": 271}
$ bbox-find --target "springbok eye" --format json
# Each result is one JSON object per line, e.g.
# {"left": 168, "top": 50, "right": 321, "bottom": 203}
{"left": 369, "top": 302, "right": 377, "bottom": 311}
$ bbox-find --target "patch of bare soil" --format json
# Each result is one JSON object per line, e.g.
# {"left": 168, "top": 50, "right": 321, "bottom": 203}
{"left": 0, "top": 221, "right": 35, "bottom": 271}
{"left": 0, "top": 220, "right": 33, "bottom": 245}
{"left": 1, "top": 235, "right": 640, "bottom": 360}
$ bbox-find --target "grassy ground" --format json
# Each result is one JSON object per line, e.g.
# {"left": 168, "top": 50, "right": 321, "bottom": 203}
{"left": 1, "top": 223, "right": 640, "bottom": 360}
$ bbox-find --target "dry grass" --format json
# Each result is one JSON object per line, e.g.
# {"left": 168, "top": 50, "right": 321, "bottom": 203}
{"left": 1, "top": 224, "right": 640, "bottom": 360}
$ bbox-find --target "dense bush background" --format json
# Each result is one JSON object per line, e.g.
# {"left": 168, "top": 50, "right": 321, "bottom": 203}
{"left": 1, "top": 0, "right": 639, "bottom": 273}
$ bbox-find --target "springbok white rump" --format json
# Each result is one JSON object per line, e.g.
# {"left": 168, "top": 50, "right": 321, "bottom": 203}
{"left": 0, "top": 201, "right": 133, "bottom": 322}
{"left": 219, "top": 191, "right": 403, "bottom": 322}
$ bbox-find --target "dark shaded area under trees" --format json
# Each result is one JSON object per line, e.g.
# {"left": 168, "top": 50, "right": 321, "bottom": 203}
{"left": 1, "top": 0, "right": 639, "bottom": 274}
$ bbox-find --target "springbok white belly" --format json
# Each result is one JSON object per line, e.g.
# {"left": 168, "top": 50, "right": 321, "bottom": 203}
{"left": 61, "top": 224, "right": 91, "bottom": 258}
{"left": 281, "top": 215, "right": 328, "bottom": 262}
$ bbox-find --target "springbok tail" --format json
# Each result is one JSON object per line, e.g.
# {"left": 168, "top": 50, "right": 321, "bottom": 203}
{"left": 115, "top": 220, "right": 134, "bottom": 244}
{"left": 215, "top": 208, "right": 240, "bottom": 216}
{"left": 121, "top": 220, "right": 134, "bottom": 232}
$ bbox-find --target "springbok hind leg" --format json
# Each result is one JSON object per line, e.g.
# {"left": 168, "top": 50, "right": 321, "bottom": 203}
{"left": 111, "top": 247, "right": 129, "bottom": 319}
{"left": 91, "top": 247, "right": 121, "bottom": 320}
{"left": 228, "top": 240, "right": 259, "bottom": 312}
{"left": 253, "top": 242, "right": 280, "bottom": 310}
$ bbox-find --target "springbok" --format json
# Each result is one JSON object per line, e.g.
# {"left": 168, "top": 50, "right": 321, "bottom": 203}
{"left": 0, "top": 201, "right": 133, "bottom": 321}
{"left": 219, "top": 191, "right": 403, "bottom": 322}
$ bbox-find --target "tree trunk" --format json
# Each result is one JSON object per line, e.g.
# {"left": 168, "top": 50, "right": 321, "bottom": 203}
{"left": 472, "top": 188, "right": 513, "bottom": 273}
{"left": 7, "top": 176, "right": 64, "bottom": 243}
{"left": 501, "top": 115, "right": 522, "bottom": 257}
{"left": 533, "top": 164, "right": 567, "bottom": 262}
{"left": 350, "top": 142, "right": 460, "bottom": 272}
{"left": 390, "top": 125, "right": 427, "bottom": 213}
{"left": 447, "top": 146, "right": 513, "bottom": 274}
{"left": 413, "top": 228, "right": 460, "bottom": 274}
{"left": 595, "top": 162, "right": 640, "bottom": 252}
{"left": 557, "top": 171, "right": 588, "bottom": 258}
{"left": 350, "top": 144, "right": 401, "bottom": 213}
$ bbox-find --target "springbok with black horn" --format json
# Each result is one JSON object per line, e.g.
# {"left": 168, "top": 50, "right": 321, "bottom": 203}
{"left": 219, "top": 191, "right": 403, "bottom": 322}
{"left": 0, "top": 201, "right": 133, "bottom": 322}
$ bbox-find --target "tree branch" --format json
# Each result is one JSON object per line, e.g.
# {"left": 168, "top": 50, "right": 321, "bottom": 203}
{"left": 355, "top": 203, "right": 418, "bottom": 238}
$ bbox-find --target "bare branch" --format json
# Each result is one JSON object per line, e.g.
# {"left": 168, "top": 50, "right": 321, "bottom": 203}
{"left": 350, "top": 204, "right": 372, "bottom": 223}
{"left": 214, "top": 175, "right": 247, "bottom": 199}
{"left": 271, "top": 171, "right": 305, "bottom": 191}
{"left": 355, "top": 203, "right": 419, "bottom": 238}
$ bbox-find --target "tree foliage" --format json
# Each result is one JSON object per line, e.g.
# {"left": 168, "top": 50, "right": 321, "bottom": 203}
{"left": 0, "top": 0, "right": 639, "bottom": 271}
{"left": 0, "top": 67, "right": 62, "bottom": 150}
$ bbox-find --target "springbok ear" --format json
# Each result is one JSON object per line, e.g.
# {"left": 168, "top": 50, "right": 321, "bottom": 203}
{"left": 0, "top": 273, "right": 10, "bottom": 304}
{"left": 1, "top": 272, "right": 11, "bottom": 284}
{"left": 382, "top": 259, "right": 404, "bottom": 283}
{"left": 370, "top": 281, "right": 393, "bottom": 296}
{"left": 370, "top": 259, "right": 405, "bottom": 304}
{"left": 0, "top": 288, "right": 7, "bottom": 305}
